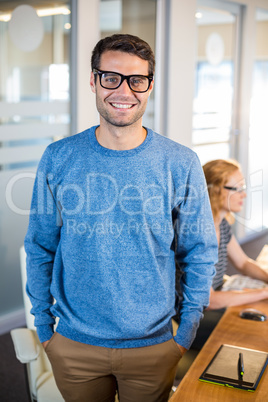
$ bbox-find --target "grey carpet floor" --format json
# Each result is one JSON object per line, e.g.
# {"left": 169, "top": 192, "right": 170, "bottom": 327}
{"left": 0, "top": 331, "right": 29, "bottom": 402}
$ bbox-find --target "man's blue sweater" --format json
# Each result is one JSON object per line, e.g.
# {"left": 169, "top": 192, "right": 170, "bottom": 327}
{"left": 25, "top": 126, "right": 218, "bottom": 349}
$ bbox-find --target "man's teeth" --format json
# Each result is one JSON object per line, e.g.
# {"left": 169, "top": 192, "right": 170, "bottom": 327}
{"left": 112, "top": 103, "right": 132, "bottom": 109}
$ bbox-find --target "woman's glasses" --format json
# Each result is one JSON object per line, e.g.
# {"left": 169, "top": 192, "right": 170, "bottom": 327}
{"left": 223, "top": 184, "right": 247, "bottom": 193}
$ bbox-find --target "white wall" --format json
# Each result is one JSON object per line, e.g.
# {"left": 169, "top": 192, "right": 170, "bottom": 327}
{"left": 166, "top": 0, "right": 197, "bottom": 148}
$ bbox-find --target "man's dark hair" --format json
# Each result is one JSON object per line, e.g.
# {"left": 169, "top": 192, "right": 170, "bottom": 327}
{"left": 91, "top": 34, "right": 155, "bottom": 76}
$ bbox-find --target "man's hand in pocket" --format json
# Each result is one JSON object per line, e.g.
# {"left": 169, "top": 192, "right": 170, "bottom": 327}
{"left": 42, "top": 340, "right": 50, "bottom": 350}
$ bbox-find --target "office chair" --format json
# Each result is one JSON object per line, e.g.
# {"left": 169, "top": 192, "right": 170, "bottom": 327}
{"left": 10, "top": 247, "right": 64, "bottom": 402}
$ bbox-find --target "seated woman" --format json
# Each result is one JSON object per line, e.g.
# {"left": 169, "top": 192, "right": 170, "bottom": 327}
{"left": 204, "top": 159, "right": 268, "bottom": 308}
{"left": 190, "top": 159, "right": 268, "bottom": 350}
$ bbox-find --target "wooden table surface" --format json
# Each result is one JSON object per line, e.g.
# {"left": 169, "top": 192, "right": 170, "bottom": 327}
{"left": 170, "top": 300, "right": 268, "bottom": 401}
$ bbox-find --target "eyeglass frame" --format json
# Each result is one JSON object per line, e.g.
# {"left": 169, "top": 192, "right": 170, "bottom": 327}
{"left": 223, "top": 184, "right": 247, "bottom": 193}
{"left": 93, "top": 69, "right": 154, "bottom": 93}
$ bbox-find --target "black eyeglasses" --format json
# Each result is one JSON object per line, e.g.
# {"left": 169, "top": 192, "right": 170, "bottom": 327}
{"left": 93, "top": 69, "right": 154, "bottom": 93}
{"left": 223, "top": 184, "right": 247, "bottom": 193}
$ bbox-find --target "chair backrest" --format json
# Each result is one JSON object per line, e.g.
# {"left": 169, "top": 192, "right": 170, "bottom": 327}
{"left": 19, "top": 246, "right": 63, "bottom": 401}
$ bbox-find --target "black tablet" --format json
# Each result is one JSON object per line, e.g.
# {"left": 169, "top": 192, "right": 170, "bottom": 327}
{"left": 199, "top": 344, "right": 268, "bottom": 391}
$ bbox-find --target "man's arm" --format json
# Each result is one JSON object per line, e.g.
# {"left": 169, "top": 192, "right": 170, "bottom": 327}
{"left": 173, "top": 154, "right": 218, "bottom": 350}
{"left": 25, "top": 147, "right": 61, "bottom": 343}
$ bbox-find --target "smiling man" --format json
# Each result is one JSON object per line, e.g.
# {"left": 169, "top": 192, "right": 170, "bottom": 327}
{"left": 25, "top": 34, "right": 218, "bottom": 402}
{"left": 91, "top": 43, "right": 154, "bottom": 150}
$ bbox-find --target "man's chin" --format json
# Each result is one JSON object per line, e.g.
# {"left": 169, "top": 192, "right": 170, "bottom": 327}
{"left": 112, "top": 121, "right": 133, "bottom": 127}
{"left": 105, "top": 117, "right": 139, "bottom": 128}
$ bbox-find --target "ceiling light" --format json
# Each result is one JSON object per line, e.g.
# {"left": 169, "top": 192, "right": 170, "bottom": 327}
{"left": 0, "top": 6, "right": 70, "bottom": 22}
{"left": 0, "top": 14, "right": 10, "bottom": 22}
{"left": 195, "top": 12, "right": 203, "bottom": 19}
{"left": 37, "top": 7, "right": 71, "bottom": 17}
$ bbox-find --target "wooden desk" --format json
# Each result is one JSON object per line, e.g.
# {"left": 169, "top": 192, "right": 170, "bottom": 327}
{"left": 170, "top": 301, "right": 268, "bottom": 401}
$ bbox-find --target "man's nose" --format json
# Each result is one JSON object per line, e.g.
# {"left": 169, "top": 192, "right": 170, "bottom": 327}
{"left": 116, "top": 78, "right": 133, "bottom": 95}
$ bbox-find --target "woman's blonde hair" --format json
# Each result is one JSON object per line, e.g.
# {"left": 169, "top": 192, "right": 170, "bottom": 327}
{"left": 203, "top": 159, "right": 241, "bottom": 223}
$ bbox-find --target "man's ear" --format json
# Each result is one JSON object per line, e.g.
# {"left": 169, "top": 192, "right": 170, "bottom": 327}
{"left": 90, "top": 71, "right": 96, "bottom": 93}
{"left": 148, "top": 79, "right": 154, "bottom": 96}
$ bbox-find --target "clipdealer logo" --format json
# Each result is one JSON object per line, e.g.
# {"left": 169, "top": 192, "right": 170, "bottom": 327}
{"left": 5, "top": 171, "right": 168, "bottom": 217}
{"left": 5, "top": 169, "right": 265, "bottom": 233}
{"left": 5, "top": 171, "right": 207, "bottom": 217}
{"left": 66, "top": 218, "right": 174, "bottom": 238}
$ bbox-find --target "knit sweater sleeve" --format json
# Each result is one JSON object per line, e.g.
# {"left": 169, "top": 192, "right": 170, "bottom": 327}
{"left": 173, "top": 153, "right": 218, "bottom": 349}
{"left": 24, "top": 146, "right": 61, "bottom": 343}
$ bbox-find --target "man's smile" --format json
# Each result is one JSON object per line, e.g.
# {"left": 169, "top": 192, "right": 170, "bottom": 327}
{"left": 110, "top": 102, "right": 134, "bottom": 109}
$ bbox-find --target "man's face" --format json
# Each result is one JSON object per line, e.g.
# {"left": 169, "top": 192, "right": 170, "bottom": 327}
{"left": 90, "top": 50, "right": 154, "bottom": 128}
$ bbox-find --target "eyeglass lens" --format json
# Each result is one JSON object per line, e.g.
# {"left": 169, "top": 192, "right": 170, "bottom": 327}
{"left": 224, "top": 185, "right": 246, "bottom": 192}
{"left": 101, "top": 72, "right": 150, "bottom": 92}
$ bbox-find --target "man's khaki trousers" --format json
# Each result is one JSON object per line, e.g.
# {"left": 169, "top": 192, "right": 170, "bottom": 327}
{"left": 46, "top": 332, "right": 182, "bottom": 402}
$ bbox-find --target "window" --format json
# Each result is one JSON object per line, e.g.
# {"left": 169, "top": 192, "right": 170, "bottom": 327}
{"left": 248, "top": 9, "right": 268, "bottom": 233}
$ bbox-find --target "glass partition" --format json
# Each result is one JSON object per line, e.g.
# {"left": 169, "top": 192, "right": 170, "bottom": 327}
{"left": 0, "top": 1, "right": 71, "bottom": 170}
{"left": 0, "top": 0, "right": 72, "bottom": 317}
